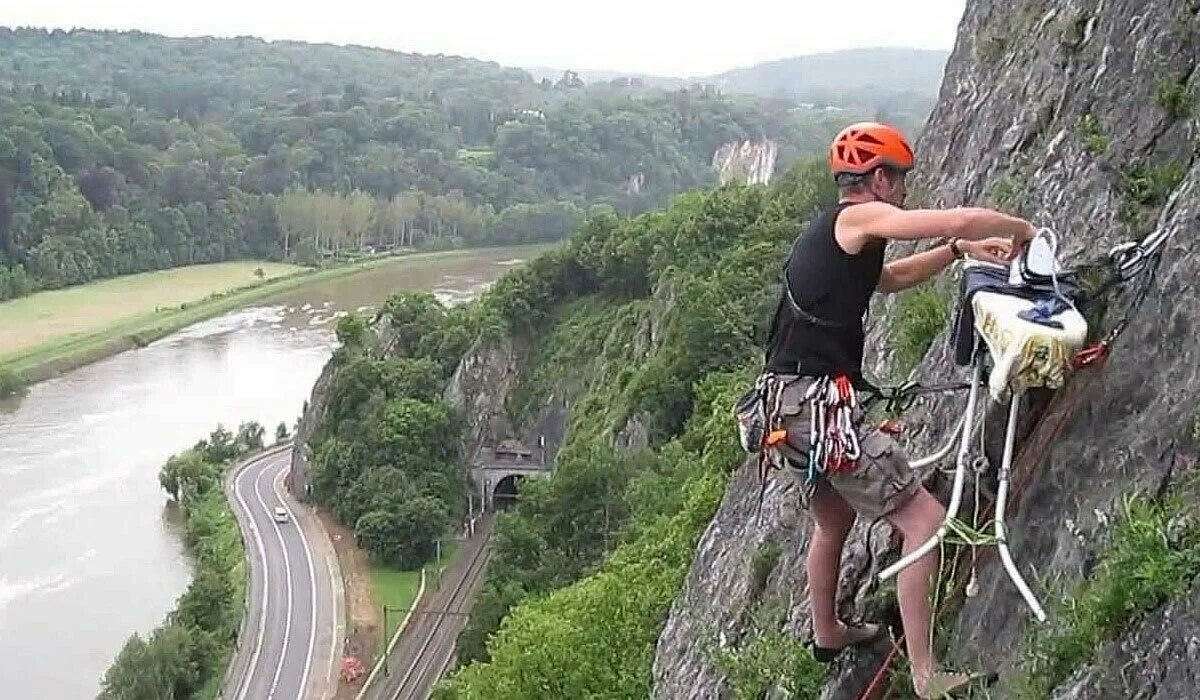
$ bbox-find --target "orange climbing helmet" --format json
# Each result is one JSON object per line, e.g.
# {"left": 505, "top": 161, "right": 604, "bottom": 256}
{"left": 828, "top": 122, "right": 915, "bottom": 176}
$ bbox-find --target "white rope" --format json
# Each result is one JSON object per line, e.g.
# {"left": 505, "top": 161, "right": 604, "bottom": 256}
{"left": 1036, "top": 227, "right": 1080, "bottom": 315}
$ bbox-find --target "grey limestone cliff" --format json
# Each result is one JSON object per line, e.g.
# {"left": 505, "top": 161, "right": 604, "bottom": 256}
{"left": 653, "top": 0, "right": 1200, "bottom": 697}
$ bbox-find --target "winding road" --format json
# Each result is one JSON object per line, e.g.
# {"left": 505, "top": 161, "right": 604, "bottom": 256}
{"left": 223, "top": 446, "right": 344, "bottom": 700}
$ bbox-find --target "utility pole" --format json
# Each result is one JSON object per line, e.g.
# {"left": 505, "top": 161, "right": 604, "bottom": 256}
{"left": 381, "top": 605, "right": 390, "bottom": 677}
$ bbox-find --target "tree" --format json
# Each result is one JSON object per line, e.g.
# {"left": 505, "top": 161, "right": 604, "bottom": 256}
{"left": 98, "top": 625, "right": 199, "bottom": 700}
{"left": 195, "top": 424, "right": 237, "bottom": 462}
{"left": 159, "top": 450, "right": 217, "bottom": 503}
{"left": 355, "top": 494, "right": 450, "bottom": 568}
{"left": 276, "top": 188, "right": 314, "bottom": 259}
{"left": 382, "top": 293, "right": 446, "bottom": 357}
{"left": 235, "top": 421, "right": 265, "bottom": 453}
{"left": 335, "top": 312, "right": 368, "bottom": 351}
{"left": 0, "top": 368, "right": 23, "bottom": 396}
{"left": 276, "top": 422, "right": 290, "bottom": 442}
{"left": 343, "top": 190, "right": 374, "bottom": 250}
{"left": 77, "top": 167, "right": 122, "bottom": 210}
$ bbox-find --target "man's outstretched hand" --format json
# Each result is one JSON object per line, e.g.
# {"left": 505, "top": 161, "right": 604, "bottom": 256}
{"left": 960, "top": 237, "right": 1015, "bottom": 264}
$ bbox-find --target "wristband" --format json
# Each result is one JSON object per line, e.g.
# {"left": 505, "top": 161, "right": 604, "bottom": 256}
{"left": 948, "top": 238, "right": 965, "bottom": 259}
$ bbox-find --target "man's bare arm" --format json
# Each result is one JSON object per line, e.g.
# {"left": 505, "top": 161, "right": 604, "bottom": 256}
{"left": 878, "top": 236, "right": 1015, "bottom": 293}
{"left": 877, "top": 245, "right": 956, "bottom": 293}
{"left": 839, "top": 202, "right": 1035, "bottom": 252}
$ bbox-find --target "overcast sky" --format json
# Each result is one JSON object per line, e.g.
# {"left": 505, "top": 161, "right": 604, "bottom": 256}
{"left": 7, "top": 1, "right": 968, "bottom": 77}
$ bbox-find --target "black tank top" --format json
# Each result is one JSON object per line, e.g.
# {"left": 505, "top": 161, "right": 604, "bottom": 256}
{"left": 764, "top": 202, "right": 887, "bottom": 381}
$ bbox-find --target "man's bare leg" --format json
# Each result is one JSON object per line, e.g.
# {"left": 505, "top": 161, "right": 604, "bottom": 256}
{"left": 807, "top": 480, "right": 859, "bottom": 647}
{"left": 884, "top": 485, "right": 959, "bottom": 695}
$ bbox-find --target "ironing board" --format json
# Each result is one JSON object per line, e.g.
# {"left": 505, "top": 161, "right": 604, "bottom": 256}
{"left": 878, "top": 249, "right": 1088, "bottom": 623}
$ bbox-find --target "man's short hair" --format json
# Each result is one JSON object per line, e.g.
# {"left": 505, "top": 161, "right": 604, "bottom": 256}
{"left": 835, "top": 172, "right": 869, "bottom": 188}
{"left": 835, "top": 165, "right": 907, "bottom": 189}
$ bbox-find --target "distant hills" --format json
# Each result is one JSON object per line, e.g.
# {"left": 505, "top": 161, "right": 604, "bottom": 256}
{"left": 704, "top": 48, "right": 949, "bottom": 103}
{"left": 528, "top": 47, "right": 950, "bottom": 124}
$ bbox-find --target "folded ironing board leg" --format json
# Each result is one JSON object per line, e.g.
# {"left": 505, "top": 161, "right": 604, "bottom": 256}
{"left": 878, "top": 357, "right": 984, "bottom": 582}
{"left": 910, "top": 411, "right": 967, "bottom": 470}
{"left": 995, "top": 389, "right": 1048, "bottom": 622}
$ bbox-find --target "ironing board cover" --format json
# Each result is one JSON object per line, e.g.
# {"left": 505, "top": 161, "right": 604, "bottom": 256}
{"left": 953, "top": 262, "right": 1088, "bottom": 400}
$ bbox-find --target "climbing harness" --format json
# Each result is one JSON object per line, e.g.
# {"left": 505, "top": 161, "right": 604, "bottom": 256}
{"left": 735, "top": 371, "right": 976, "bottom": 523}
{"left": 736, "top": 372, "right": 865, "bottom": 521}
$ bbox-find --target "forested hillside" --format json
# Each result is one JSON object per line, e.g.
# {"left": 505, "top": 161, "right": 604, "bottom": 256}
{"left": 0, "top": 27, "right": 860, "bottom": 301}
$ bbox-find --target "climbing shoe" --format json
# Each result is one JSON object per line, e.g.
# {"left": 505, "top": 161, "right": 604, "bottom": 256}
{"left": 810, "top": 621, "right": 885, "bottom": 662}
{"left": 915, "top": 669, "right": 998, "bottom": 698}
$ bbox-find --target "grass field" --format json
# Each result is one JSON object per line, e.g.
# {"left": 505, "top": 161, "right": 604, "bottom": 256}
{"left": 372, "top": 541, "right": 459, "bottom": 645}
{"left": 0, "top": 247, "right": 543, "bottom": 389}
{"left": 0, "top": 261, "right": 303, "bottom": 357}
{"left": 372, "top": 568, "right": 423, "bottom": 643}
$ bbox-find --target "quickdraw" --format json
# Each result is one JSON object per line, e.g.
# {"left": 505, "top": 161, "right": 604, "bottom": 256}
{"left": 1072, "top": 228, "right": 1160, "bottom": 370}
{"left": 1072, "top": 341, "right": 1109, "bottom": 369}
{"left": 804, "top": 374, "right": 862, "bottom": 480}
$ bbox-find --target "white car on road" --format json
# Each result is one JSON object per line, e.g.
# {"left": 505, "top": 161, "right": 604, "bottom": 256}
{"left": 273, "top": 506, "right": 289, "bottom": 523}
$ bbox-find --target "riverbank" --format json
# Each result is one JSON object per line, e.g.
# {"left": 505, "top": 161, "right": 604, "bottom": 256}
{"left": 0, "top": 245, "right": 551, "bottom": 391}
{"left": 99, "top": 429, "right": 266, "bottom": 699}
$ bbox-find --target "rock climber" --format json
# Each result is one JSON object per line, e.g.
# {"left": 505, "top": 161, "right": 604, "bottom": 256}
{"left": 763, "top": 122, "right": 1036, "bottom": 698}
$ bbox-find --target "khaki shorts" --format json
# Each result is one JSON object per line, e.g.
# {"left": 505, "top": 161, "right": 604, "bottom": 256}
{"left": 771, "top": 375, "right": 919, "bottom": 519}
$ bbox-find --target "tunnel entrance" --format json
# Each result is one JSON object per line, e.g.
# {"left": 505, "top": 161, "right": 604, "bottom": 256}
{"left": 492, "top": 474, "right": 522, "bottom": 510}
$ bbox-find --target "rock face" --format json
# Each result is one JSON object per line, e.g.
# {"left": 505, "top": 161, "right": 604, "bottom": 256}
{"left": 287, "top": 357, "right": 334, "bottom": 497}
{"left": 713, "top": 139, "right": 779, "bottom": 185}
{"left": 443, "top": 335, "right": 525, "bottom": 463}
{"left": 1050, "top": 585, "right": 1200, "bottom": 700}
{"left": 443, "top": 333, "right": 584, "bottom": 471}
{"left": 289, "top": 317, "right": 393, "bottom": 497}
{"left": 654, "top": 0, "right": 1200, "bottom": 697}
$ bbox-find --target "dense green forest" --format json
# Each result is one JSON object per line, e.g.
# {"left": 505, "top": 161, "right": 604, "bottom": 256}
{"left": 0, "top": 27, "right": 867, "bottom": 301}
{"left": 305, "top": 298, "right": 479, "bottom": 568}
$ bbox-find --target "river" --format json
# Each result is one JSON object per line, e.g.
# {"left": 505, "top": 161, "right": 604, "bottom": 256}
{"left": 0, "top": 247, "right": 538, "bottom": 699}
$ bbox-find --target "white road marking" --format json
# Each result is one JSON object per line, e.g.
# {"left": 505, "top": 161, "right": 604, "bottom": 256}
{"left": 272, "top": 462, "right": 318, "bottom": 699}
{"left": 231, "top": 455, "right": 272, "bottom": 700}
{"left": 252, "top": 458, "right": 295, "bottom": 698}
